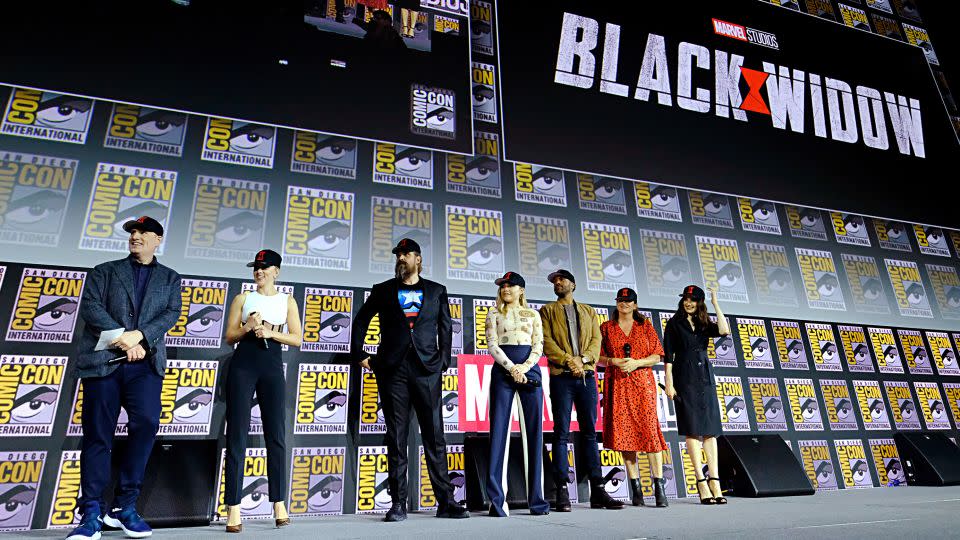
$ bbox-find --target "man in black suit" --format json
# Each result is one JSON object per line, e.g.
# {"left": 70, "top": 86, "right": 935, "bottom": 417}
{"left": 351, "top": 238, "right": 469, "bottom": 522}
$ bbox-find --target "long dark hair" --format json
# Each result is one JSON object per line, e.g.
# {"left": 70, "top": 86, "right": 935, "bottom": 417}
{"left": 675, "top": 298, "right": 709, "bottom": 328}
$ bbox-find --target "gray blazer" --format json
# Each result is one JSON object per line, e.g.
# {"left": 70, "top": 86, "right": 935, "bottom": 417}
{"left": 76, "top": 256, "right": 182, "bottom": 379}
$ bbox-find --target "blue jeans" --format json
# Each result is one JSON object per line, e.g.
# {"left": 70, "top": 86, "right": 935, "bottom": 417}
{"left": 550, "top": 372, "right": 602, "bottom": 483}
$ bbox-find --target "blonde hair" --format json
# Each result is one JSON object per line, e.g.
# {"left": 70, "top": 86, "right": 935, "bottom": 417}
{"left": 495, "top": 286, "right": 528, "bottom": 314}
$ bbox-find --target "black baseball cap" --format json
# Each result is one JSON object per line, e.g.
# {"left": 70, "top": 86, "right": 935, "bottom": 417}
{"left": 122, "top": 215, "right": 164, "bottom": 236}
{"left": 615, "top": 287, "right": 637, "bottom": 303}
{"left": 547, "top": 269, "right": 576, "bottom": 284}
{"left": 247, "top": 249, "right": 282, "bottom": 269}
{"left": 392, "top": 237, "right": 421, "bottom": 255}
{"left": 680, "top": 285, "right": 705, "bottom": 301}
{"left": 495, "top": 271, "right": 525, "bottom": 288}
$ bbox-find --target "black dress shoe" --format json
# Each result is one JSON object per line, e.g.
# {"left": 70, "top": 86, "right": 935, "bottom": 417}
{"left": 554, "top": 483, "right": 572, "bottom": 512}
{"left": 653, "top": 477, "right": 669, "bottom": 508}
{"left": 384, "top": 501, "right": 407, "bottom": 522}
{"left": 436, "top": 503, "right": 470, "bottom": 518}
{"left": 629, "top": 478, "right": 645, "bottom": 507}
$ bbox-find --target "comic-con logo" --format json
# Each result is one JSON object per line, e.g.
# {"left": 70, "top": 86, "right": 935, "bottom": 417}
{"left": 471, "top": 0, "right": 494, "bottom": 56}
{"left": 834, "top": 439, "right": 873, "bottom": 489}
{"left": 634, "top": 182, "right": 681, "bottom": 222}
{"left": 841, "top": 254, "right": 889, "bottom": 314}
{"left": 356, "top": 446, "right": 391, "bottom": 513}
{"left": 362, "top": 291, "right": 381, "bottom": 356}
{"left": 450, "top": 297, "right": 464, "bottom": 356}
{"left": 838, "top": 325, "right": 875, "bottom": 373}
{"left": 805, "top": 322, "right": 842, "bottom": 372}
{"left": 598, "top": 446, "right": 631, "bottom": 503}
{"left": 807, "top": 0, "right": 836, "bottom": 20}
{"left": 869, "top": 439, "right": 905, "bottom": 487}
{"left": 410, "top": 84, "right": 455, "bottom": 139}
{"left": 46, "top": 450, "right": 81, "bottom": 528}
{"left": 289, "top": 447, "right": 345, "bottom": 517}
{"left": 706, "top": 315, "right": 738, "bottom": 368}
{"left": 795, "top": 248, "right": 844, "bottom": 310}
{"left": 419, "top": 444, "right": 465, "bottom": 510}
{"left": 714, "top": 375, "right": 749, "bottom": 431}
{"left": 282, "top": 186, "right": 354, "bottom": 270}
{"left": 577, "top": 174, "right": 626, "bottom": 215}
{"left": 799, "top": 440, "right": 837, "bottom": 491}
{"left": 446, "top": 205, "right": 504, "bottom": 282}
{"left": 201, "top": 118, "right": 276, "bottom": 169}
{"left": 0, "top": 450, "right": 45, "bottom": 531}
{"left": 737, "top": 198, "right": 781, "bottom": 235}
{"left": 6, "top": 268, "right": 85, "bottom": 343}
{"left": 679, "top": 441, "right": 711, "bottom": 497}
{"left": 943, "top": 383, "right": 960, "bottom": 428}
{"left": 369, "top": 196, "right": 432, "bottom": 275}
{"left": 854, "top": 379, "right": 891, "bottom": 430}
{"left": 838, "top": 3, "right": 871, "bottom": 31}
{"left": 926, "top": 331, "right": 959, "bottom": 376}
{"left": 104, "top": 104, "right": 187, "bottom": 157}
{"left": 736, "top": 318, "right": 772, "bottom": 369}
{"left": 291, "top": 132, "right": 357, "bottom": 179}
{"left": 0, "top": 151, "right": 76, "bottom": 247}
{"left": 784, "top": 378, "right": 823, "bottom": 431}
{"left": 66, "top": 380, "right": 128, "bottom": 437}
{"left": 165, "top": 279, "right": 228, "bottom": 348}
{"left": 373, "top": 142, "right": 434, "bottom": 190}
{"left": 583, "top": 222, "right": 635, "bottom": 292}
{"left": 359, "top": 368, "right": 385, "bottom": 434}
{"left": 746, "top": 242, "right": 798, "bottom": 307}
{"left": 868, "top": 327, "right": 903, "bottom": 374}
{"left": 446, "top": 131, "right": 501, "bottom": 198}
{"left": 513, "top": 164, "right": 567, "bottom": 207}
{"left": 0, "top": 355, "right": 66, "bottom": 437}
{"left": 301, "top": 288, "right": 352, "bottom": 353}
{"left": 517, "top": 214, "right": 571, "bottom": 286}
{"left": 696, "top": 236, "right": 748, "bottom": 303}
{"left": 784, "top": 206, "right": 827, "bottom": 241}
{"left": 873, "top": 11, "right": 904, "bottom": 39}
{"left": 472, "top": 62, "right": 497, "bottom": 123}
{"left": 873, "top": 220, "right": 911, "bottom": 252}
{"left": 294, "top": 364, "right": 349, "bottom": 434}
{"left": 545, "top": 443, "right": 578, "bottom": 503}
{"left": 927, "top": 264, "right": 960, "bottom": 320}
{"left": 950, "top": 230, "right": 960, "bottom": 259}
{"left": 913, "top": 225, "right": 950, "bottom": 257}
{"left": 885, "top": 258, "right": 932, "bottom": 318}
{"left": 829, "top": 212, "right": 870, "bottom": 247}
{"left": 1, "top": 88, "right": 93, "bottom": 144}
{"left": 898, "top": 329, "right": 933, "bottom": 376}
{"left": 443, "top": 368, "right": 459, "bottom": 433}
{"left": 820, "top": 379, "right": 859, "bottom": 431}
{"left": 78, "top": 163, "right": 177, "bottom": 254}
{"left": 214, "top": 448, "right": 272, "bottom": 520}
{"left": 641, "top": 230, "right": 690, "bottom": 298}
{"left": 914, "top": 382, "right": 951, "bottom": 430}
{"left": 884, "top": 381, "right": 921, "bottom": 430}
{"left": 748, "top": 377, "right": 787, "bottom": 431}
{"left": 903, "top": 23, "right": 939, "bottom": 65}
{"left": 770, "top": 320, "right": 809, "bottom": 370}
{"left": 185, "top": 176, "right": 269, "bottom": 262}
{"left": 157, "top": 360, "right": 217, "bottom": 436}
{"left": 689, "top": 191, "right": 733, "bottom": 229}
{"left": 867, "top": 0, "right": 894, "bottom": 15}
{"left": 472, "top": 299, "right": 496, "bottom": 352}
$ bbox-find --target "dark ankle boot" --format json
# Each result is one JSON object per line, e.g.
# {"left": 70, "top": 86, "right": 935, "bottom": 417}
{"left": 653, "top": 477, "right": 669, "bottom": 507}
{"left": 590, "top": 479, "right": 625, "bottom": 509}
{"left": 554, "top": 482, "right": 571, "bottom": 512}
{"left": 629, "top": 478, "right": 644, "bottom": 506}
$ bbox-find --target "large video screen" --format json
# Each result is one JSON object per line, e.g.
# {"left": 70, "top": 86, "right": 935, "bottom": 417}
{"left": 495, "top": 1, "right": 960, "bottom": 227}
{"left": 0, "top": 0, "right": 473, "bottom": 154}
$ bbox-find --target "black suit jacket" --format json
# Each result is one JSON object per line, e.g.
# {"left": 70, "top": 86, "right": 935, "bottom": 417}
{"left": 351, "top": 277, "right": 452, "bottom": 374}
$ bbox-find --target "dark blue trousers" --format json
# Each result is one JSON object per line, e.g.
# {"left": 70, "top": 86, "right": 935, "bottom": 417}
{"left": 78, "top": 361, "right": 163, "bottom": 515}
{"left": 550, "top": 372, "right": 602, "bottom": 483}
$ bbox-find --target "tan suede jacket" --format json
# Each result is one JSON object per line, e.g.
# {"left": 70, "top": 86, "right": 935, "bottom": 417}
{"left": 538, "top": 300, "right": 602, "bottom": 376}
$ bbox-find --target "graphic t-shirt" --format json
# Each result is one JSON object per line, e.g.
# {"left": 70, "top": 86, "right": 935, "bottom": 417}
{"left": 398, "top": 285, "right": 423, "bottom": 328}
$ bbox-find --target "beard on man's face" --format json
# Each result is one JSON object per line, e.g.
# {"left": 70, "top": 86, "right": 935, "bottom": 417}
{"left": 395, "top": 258, "right": 415, "bottom": 279}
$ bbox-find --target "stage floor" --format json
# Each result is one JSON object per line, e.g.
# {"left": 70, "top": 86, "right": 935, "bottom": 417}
{"left": 24, "top": 486, "right": 960, "bottom": 539}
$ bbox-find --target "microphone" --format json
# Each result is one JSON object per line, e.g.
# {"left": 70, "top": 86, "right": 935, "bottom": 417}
{"left": 623, "top": 343, "right": 631, "bottom": 358}
{"left": 249, "top": 311, "right": 269, "bottom": 349}
{"left": 107, "top": 347, "right": 157, "bottom": 365}
{"left": 658, "top": 382, "right": 680, "bottom": 403}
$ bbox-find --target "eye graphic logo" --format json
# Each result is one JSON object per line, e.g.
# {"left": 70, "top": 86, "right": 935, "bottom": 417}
{"left": 715, "top": 375, "right": 749, "bottom": 431}
{"left": 446, "top": 130, "right": 501, "bottom": 198}
{"left": 837, "top": 325, "right": 876, "bottom": 373}
{"left": 868, "top": 327, "right": 903, "bottom": 374}
{"left": 841, "top": 254, "right": 890, "bottom": 315}
{"left": 282, "top": 186, "right": 354, "bottom": 270}
{"left": 597, "top": 446, "right": 631, "bottom": 503}
{"left": 838, "top": 4, "right": 872, "bottom": 32}
{"left": 359, "top": 368, "right": 386, "bottom": 434}
{"left": 913, "top": 225, "right": 950, "bottom": 257}
{"left": 1, "top": 88, "right": 93, "bottom": 144}
{"left": 517, "top": 214, "right": 571, "bottom": 286}
{"left": 820, "top": 379, "right": 860, "bottom": 431}
{"left": 640, "top": 230, "right": 690, "bottom": 299}
{"left": 696, "top": 236, "right": 748, "bottom": 303}
{"left": 419, "top": 444, "right": 465, "bottom": 510}
{"left": 289, "top": 447, "right": 345, "bottom": 517}
{"left": 885, "top": 259, "right": 933, "bottom": 318}
{"left": 578, "top": 174, "right": 626, "bottom": 215}
{"left": 749, "top": 377, "right": 788, "bottom": 431}
{"left": 214, "top": 448, "right": 271, "bottom": 521}
{"left": 897, "top": 329, "right": 933, "bottom": 376}
{"left": 834, "top": 439, "right": 874, "bottom": 489}
{"left": 104, "top": 104, "right": 187, "bottom": 157}
{"left": 165, "top": 279, "right": 228, "bottom": 349}
{"left": 514, "top": 164, "right": 568, "bottom": 207}
{"left": 0, "top": 151, "right": 77, "bottom": 248}
{"left": 784, "top": 206, "right": 827, "bottom": 241}
{"left": 0, "top": 356, "right": 66, "bottom": 437}
{"left": 442, "top": 368, "right": 460, "bottom": 433}
{"left": 294, "top": 364, "right": 350, "bottom": 435}
{"left": 410, "top": 84, "right": 456, "bottom": 139}
{"left": 369, "top": 196, "right": 432, "bottom": 276}
{"left": 903, "top": 23, "right": 939, "bottom": 65}
{"left": 804, "top": 323, "right": 842, "bottom": 373}
{"left": 942, "top": 383, "right": 960, "bottom": 429}
{"left": 829, "top": 212, "right": 871, "bottom": 247}
{"left": 201, "top": 118, "right": 276, "bottom": 169}
{"left": 800, "top": 440, "right": 838, "bottom": 491}
{"left": 738, "top": 198, "right": 781, "bottom": 235}
{"left": 884, "top": 381, "right": 922, "bottom": 430}
{"left": 0, "top": 450, "right": 46, "bottom": 532}
{"left": 689, "top": 191, "right": 733, "bottom": 229}
{"left": 873, "top": 220, "right": 911, "bottom": 252}
{"left": 185, "top": 176, "right": 269, "bottom": 262}
{"left": 446, "top": 205, "right": 504, "bottom": 282}
{"left": 795, "top": 248, "right": 845, "bottom": 311}
{"left": 157, "top": 360, "right": 218, "bottom": 436}
{"left": 785, "top": 378, "right": 824, "bottom": 431}
{"left": 913, "top": 382, "right": 952, "bottom": 430}
{"left": 356, "top": 446, "right": 391, "bottom": 514}
{"left": 770, "top": 320, "right": 809, "bottom": 371}
{"left": 926, "top": 264, "right": 960, "bottom": 321}
{"left": 634, "top": 182, "right": 682, "bottom": 222}
{"left": 869, "top": 439, "right": 906, "bottom": 488}
{"left": 471, "top": 62, "right": 497, "bottom": 123}
{"left": 6, "top": 268, "right": 86, "bottom": 344}
{"left": 301, "top": 288, "right": 352, "bottom": 353}
{"left": 582, "top": 222, "right": 636, "bottom": 292}
{"left": 736, "top": 318, "right": 773, "bottom": 370}
{"left": 854, "top": 379, "right": 891, "bottom": 430}
{"left": 926, "top": 331, "right": 960, "bottom": 376}
{"left": 746, "top": 242, "right": 798, "bottom": 308}
{"left": 291, "top": 131, "right": 358, "bottom": 180}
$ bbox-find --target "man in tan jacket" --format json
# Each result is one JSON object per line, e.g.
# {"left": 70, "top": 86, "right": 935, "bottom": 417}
{"left": 540, "top": 269, "right": 624, "bottom": 511}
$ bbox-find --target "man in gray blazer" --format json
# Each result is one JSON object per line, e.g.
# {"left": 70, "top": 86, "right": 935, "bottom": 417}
{"left": 67, "top": 216, "right": 181, "bottom": 540}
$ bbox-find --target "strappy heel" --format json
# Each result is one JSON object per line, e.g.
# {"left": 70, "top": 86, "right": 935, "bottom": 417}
{"left": 708, "top": 478, "right": 727, "bottom": 504}
{"left": 696, "top": 478, "right": 716, "bottom": 505}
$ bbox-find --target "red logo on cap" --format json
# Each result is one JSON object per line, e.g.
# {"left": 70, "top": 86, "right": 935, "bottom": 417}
{"left": 137, "top": 216, "right": 147, "bottom": 223}
{"left": 505, "top": 272, "right": 512, "bottom": 279}
{"left": 256, "top": 251, "right": 266, "bottom": 261}
{"left": 619, "top": 288, "right": 627, "bottom": 297}
{"left": 686, "top": 286, "right": 694, "bottom": 295}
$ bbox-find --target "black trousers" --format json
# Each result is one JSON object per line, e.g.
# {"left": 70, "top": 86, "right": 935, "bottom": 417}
{"left": 377, "top": 349, "right": 454, "bottom": 507}
{"left": 224, "top": 340, "right": 287, "bottom": 506}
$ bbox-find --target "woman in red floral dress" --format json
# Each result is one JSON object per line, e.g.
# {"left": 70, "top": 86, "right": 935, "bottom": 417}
{"left": 599, "top": 287, "right": 669, "bottom": 508}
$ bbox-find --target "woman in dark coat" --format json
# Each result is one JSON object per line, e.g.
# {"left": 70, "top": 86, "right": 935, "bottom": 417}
{"left": 663, "top": 285, "right": 730, "bottom": 504}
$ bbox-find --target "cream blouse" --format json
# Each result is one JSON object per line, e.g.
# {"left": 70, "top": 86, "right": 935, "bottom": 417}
{"left": 485, "top": 305, "right": 543, "bottom": 372}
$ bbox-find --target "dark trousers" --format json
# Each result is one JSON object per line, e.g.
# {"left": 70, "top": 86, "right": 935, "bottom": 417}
{"left": 78, "top": 361, "right": 163, "bottom": 514}
{"left": 486, "top": 362, "right": 549, "bottom": 515}
{"left": 550, "top": 372, "right": 602, "bottom": 483}
{"left": 377, "top": 348, "right": 454, "bottom": 508}
{"left": 224, "top": 350, "right": 287, "bottom": 506}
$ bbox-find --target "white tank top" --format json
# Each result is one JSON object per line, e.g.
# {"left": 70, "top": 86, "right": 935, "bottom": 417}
{"left": 242, "top": 291, "right": 289, "bottom": 326}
